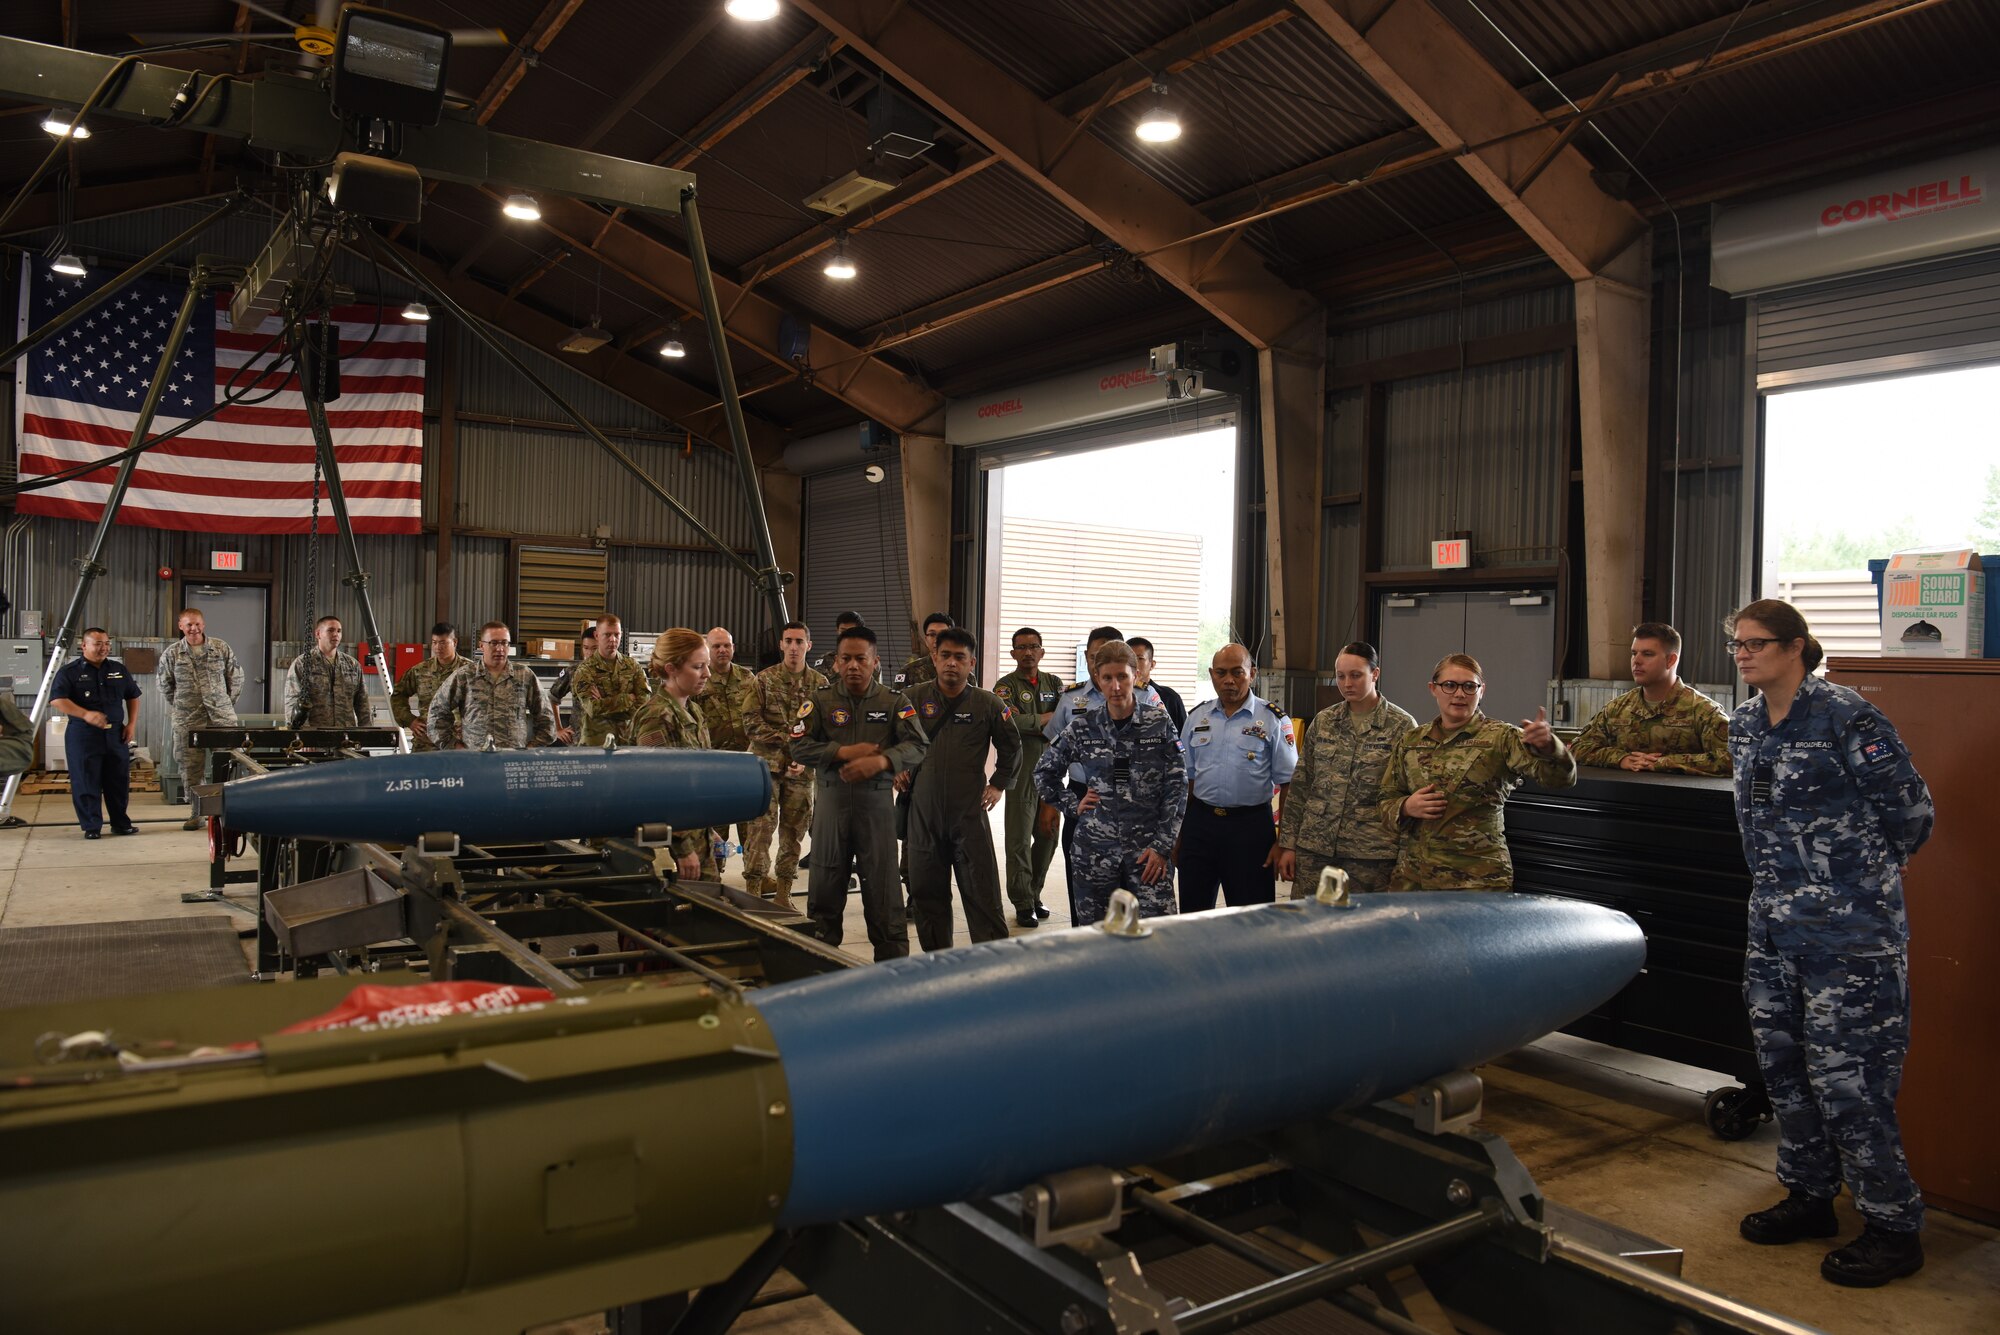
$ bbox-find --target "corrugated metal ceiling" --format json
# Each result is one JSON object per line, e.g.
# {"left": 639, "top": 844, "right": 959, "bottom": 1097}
{"left": 2, "top": 0, "right": 1995, "bottom": 432}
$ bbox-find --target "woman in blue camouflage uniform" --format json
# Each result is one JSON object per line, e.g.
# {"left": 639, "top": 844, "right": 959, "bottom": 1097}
{"left": 1727, "top": 599, "right": 1933, "bottom": 1288}
{"left": 1033, "top": 641, "right": 1186, "bottom": 925}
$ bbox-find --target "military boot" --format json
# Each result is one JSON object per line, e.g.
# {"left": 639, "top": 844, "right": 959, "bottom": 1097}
{"left": 770, "top": 883, "right": 798, "bottom": 913}
{"left": 1822, "top": 1225, "right": 1924, "bottom": 1287}
{"left": 742, "top": 873, "right": 768, "bottom": 899}
{"left": 1740, "top": 1191, "right": 1838, "bottom": 1245}
{"left": 181, "top": 815, "right": 203, "bottom": 831}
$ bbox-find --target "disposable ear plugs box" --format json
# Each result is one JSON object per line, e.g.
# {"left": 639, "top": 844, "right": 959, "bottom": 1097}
{"left": 1880, "top": 547, "right": 1985, "bottom": 656}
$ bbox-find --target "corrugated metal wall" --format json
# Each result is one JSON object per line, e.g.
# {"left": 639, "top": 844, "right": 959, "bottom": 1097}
{"left": 4, "top": 202, "right": 772, "bottom": 652}
{"left": 1378, "top": 352, "right": 1568, "bottom": 571}
{"left": 448, "top": 420, "right": 756, "bottom": 548}
{"left": 1318, "top": 388, "right": 1367, "bottom": 664}
{"left": 1332, "top": 280, "right": 1572, "bottom": 363}
{"left": 1654, "top": 247, "right": 1752, "bottom": 685}
{"left": 801, "top": 458, "right": 913, "bottom": 670}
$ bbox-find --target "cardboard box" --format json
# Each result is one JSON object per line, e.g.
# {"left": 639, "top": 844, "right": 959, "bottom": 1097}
{"left": 1880, "top": 547, "right": 1986, "bottom": 656}
{"left": 534, "top": 638, "right": 575, "bottom": 660}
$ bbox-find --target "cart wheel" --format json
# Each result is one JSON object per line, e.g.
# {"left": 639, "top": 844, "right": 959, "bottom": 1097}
{"left": 1703, "top": 1085, "right": 1767, "bottom": 1141}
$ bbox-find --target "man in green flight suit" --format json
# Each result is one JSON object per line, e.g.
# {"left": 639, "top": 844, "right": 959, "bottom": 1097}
{"left": 991, "top": 626, "right": 1065, "bottom": 926}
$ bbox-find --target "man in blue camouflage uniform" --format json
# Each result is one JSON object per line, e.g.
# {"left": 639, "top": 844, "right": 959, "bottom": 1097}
{"left": 1726, "top": 600, "right": 1933, "bottom": 1288}
{"left": 1034, "top": 640, "right": 1185, "bottom": 925}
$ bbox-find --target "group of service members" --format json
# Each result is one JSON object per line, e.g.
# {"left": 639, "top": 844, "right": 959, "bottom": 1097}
{"left": 13, "top": 593, "right": 1935, "bottom": 1289}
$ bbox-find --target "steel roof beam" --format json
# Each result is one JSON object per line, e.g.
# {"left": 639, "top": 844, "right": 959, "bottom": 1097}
{"left": 1291, "top": 0, "right": 1644, "bottom": 280}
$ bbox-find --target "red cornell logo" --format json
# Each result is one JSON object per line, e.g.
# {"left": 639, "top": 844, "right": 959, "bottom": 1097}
{"left": 1098, "top": 367, "right": 1159, "bottom": 391}
{"left": 1819, "top": 175, "right": 1983, "bottom": 229}
{"left": 977, "top": 398, "right": 1023, "bottom": 419}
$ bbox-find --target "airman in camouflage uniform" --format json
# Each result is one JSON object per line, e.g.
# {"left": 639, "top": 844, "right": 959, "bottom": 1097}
{"left": 285, "top": 616, "right": 373, "bottom": 728}
{"left": 1573, "top": 682, "right": 1731, "bottom": 775}
{"left": 389, "top": 623, "right": 466, "bottom": 752}
{"left": 158, "top": 608, "right": 243, "bottom": 827}
{"left": 1730, "top": 672, "right": 1933, "bottom": 1255}
{"left": 695, "top": 627, "right": 759, "bottom": 865}
{"left": 1034, "top": 643, "right": 1186, "bottom": 926}
{"left": 634, "top": 683, "right": 719, "bottom": 878}
{"left": 1279, "top": 694, "right": 1416, "bottom": 897}
{"left": 427, "top": 622, "right": 553, "bottom": 750}
{"left": 570, "top": 617, "right": 650, "bottom": 747}
{"left": 740, "top": 622, "right": 827, "bottom": 906}
{"left": 1376, "top": 712, "right": 1577, "bottom": 892}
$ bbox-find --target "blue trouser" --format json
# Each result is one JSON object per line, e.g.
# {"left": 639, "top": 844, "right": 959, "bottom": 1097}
{"left": 66, "top": 732, "right": 132, "bottom": 833}
{"left": 1175, "top": 802, "right": 1278, "bottom": 913}
{"left": 1745, "top": 923, "right": 1923, "bottom": 1231}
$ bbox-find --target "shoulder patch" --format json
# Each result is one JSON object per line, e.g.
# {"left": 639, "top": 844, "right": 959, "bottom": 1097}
{"left": 1859, "top": 738, "right": 1896, "bottom": 766}
{"left": 897, "top": 702, "right": 917, "bottom": 720}
{"left": 1000, "top": 701, "right": 1014, "bottom": 721}
{"left": 797, "top": 701, "right": 813, "bottom": 718}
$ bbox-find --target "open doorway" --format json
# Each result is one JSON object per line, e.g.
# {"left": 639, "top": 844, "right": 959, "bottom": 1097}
{"left": 984, "top": 425, "right": 1236, "bottom": 702}
{"left": 1762, "top": 363, "right": 2000, "bottom": 653}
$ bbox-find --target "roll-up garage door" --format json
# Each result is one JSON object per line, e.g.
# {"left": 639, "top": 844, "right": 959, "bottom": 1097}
{"left": 1755, "top": 248, "right": 2000, "bottom": 389}
{"left": 801, "top": 456, "right": 913, "bottom": 669}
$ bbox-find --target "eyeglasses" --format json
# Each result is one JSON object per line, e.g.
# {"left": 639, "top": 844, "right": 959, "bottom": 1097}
{"left": 1430, "top": 680, "right": 1482, "bottom": 695}
{"left": 1725, "top": 637, "right": 1781, "bottom": 654}
{"left": 481, "top": 639, "right": 511, "bottom": 648}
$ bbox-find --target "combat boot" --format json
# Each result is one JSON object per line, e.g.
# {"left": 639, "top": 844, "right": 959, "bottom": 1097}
{"left": 742, "top": 873, "right": 767, "bottom": 899}
{"left": 1822, "top": 1224, "right": 1923, "bottom": 1287}
{"left": 770, "top": 884, "right": 798, "bottom": 913}
{"left": 1739, "top": 1191, "right": 1838, "bottom": 1245}
{"left": 181, "top": 815, "right": 202, "bottom": 831}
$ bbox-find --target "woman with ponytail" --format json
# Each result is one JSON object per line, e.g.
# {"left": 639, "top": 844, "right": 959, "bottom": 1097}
{"left": 1725, "top": 598, "right": 1934, "bottom": 1287}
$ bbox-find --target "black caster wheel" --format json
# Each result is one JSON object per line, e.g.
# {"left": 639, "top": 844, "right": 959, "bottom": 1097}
{"left": 1703, "top": 1085, "right": 1769, "bottom": 1141}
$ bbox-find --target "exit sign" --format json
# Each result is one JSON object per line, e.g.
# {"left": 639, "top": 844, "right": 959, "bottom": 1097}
{"left": 210, "top": 550, "right": 243, "bottom": 571}
{"left": 1431, "top": 538, "right": 1469, "bottom": 569}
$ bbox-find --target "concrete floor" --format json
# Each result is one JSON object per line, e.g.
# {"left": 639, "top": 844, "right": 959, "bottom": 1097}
{"left": 4, "top": 787, "right": 1995, "bottom": 1334}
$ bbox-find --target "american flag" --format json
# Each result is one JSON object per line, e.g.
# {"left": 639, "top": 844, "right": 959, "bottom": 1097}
{"left": 12, "top": 259, "right": 424, "bottom": 533}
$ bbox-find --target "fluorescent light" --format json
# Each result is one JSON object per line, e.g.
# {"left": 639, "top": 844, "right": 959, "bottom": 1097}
{"left": 42, "top": 117, "right": 90, "bottom": 140}
{"left": 502, "top": 192, "right": 541, "bottom": 221}
{"left": 50, "top": 254, "right": 87, "bottom": 276}
{"left": 725, "top": 0, "right": 782, "bottom": 19}
{"left": 660, "top": 337, "right": 686, "bottom": 358}
{"left": 823, "top": 239, "right": 857, "bottom": 280}
{"left": 1134, "top": 83, "right": 1181, "bottom": 144}
{"left": 400, "top": 300, "right": 432, "bottom": 321}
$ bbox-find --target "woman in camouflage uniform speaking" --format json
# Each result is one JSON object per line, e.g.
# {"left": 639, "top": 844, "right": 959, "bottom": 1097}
{"left": 1276, "top": 641, "right": 1416, "bottom": 897}
{"left": 633, "top": 627, "right": 718, "bottom": 883}
{"left": 1375, "top": 653, "right": 1576, "bottom": 892}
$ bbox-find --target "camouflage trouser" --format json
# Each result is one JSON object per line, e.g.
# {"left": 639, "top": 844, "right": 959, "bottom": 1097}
{"left": 1070, "top": 835, "right": 1175, "bottom": 927}
{"left": 173, "top": 712, "right": 232, "bottom": 797}
{"left": 1002, "top": 742, "right": 1057, "bottom": 914}
{"left": 1745, "top": 928, "right": 1923, "bottom": 1232}
{"left": 742, "top": 770, "right": 812, "bottom": 893}
{"left": 1287, "top": 852, "right": 1395, "bottom": 899}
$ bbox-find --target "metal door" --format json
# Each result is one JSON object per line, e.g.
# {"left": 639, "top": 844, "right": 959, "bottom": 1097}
{"left": 186, "top": 583, "right": 270, "bottom": 713}
{"left": 1376, "top": 589, "right": 1556, "bottom": 728}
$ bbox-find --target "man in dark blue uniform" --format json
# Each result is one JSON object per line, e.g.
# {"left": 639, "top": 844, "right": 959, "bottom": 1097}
{"left": 50, "top": 627, "right": 143, "bottom": 839}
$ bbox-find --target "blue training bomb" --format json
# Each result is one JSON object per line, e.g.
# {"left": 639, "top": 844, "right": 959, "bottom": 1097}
{"left": 210, "top": 747, "right": 773, "bottom": 846}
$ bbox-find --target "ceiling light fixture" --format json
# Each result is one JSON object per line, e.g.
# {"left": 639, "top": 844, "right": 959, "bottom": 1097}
{"left": 725, "top": 0, "right": 782, "bottom": 20}
{"left": 502, "top": 192, "right": 541, "bottom": 221}
{"left": 41, "top": 116, "right": 90, "bottom": 140}
{"left": 400, "top": 299, "right": 432, "bottom": 321}
{"left": 1134, "top": 81, "right": 1181, "bottom": 144}
{"left": 660, "top": 322, "right": 687, "bottom": 358}
{"left": 823, "top": 238, "right": 857, "bottom": 281}
{"left": 50, "top": 253, "right": 87, "bottom": 277}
